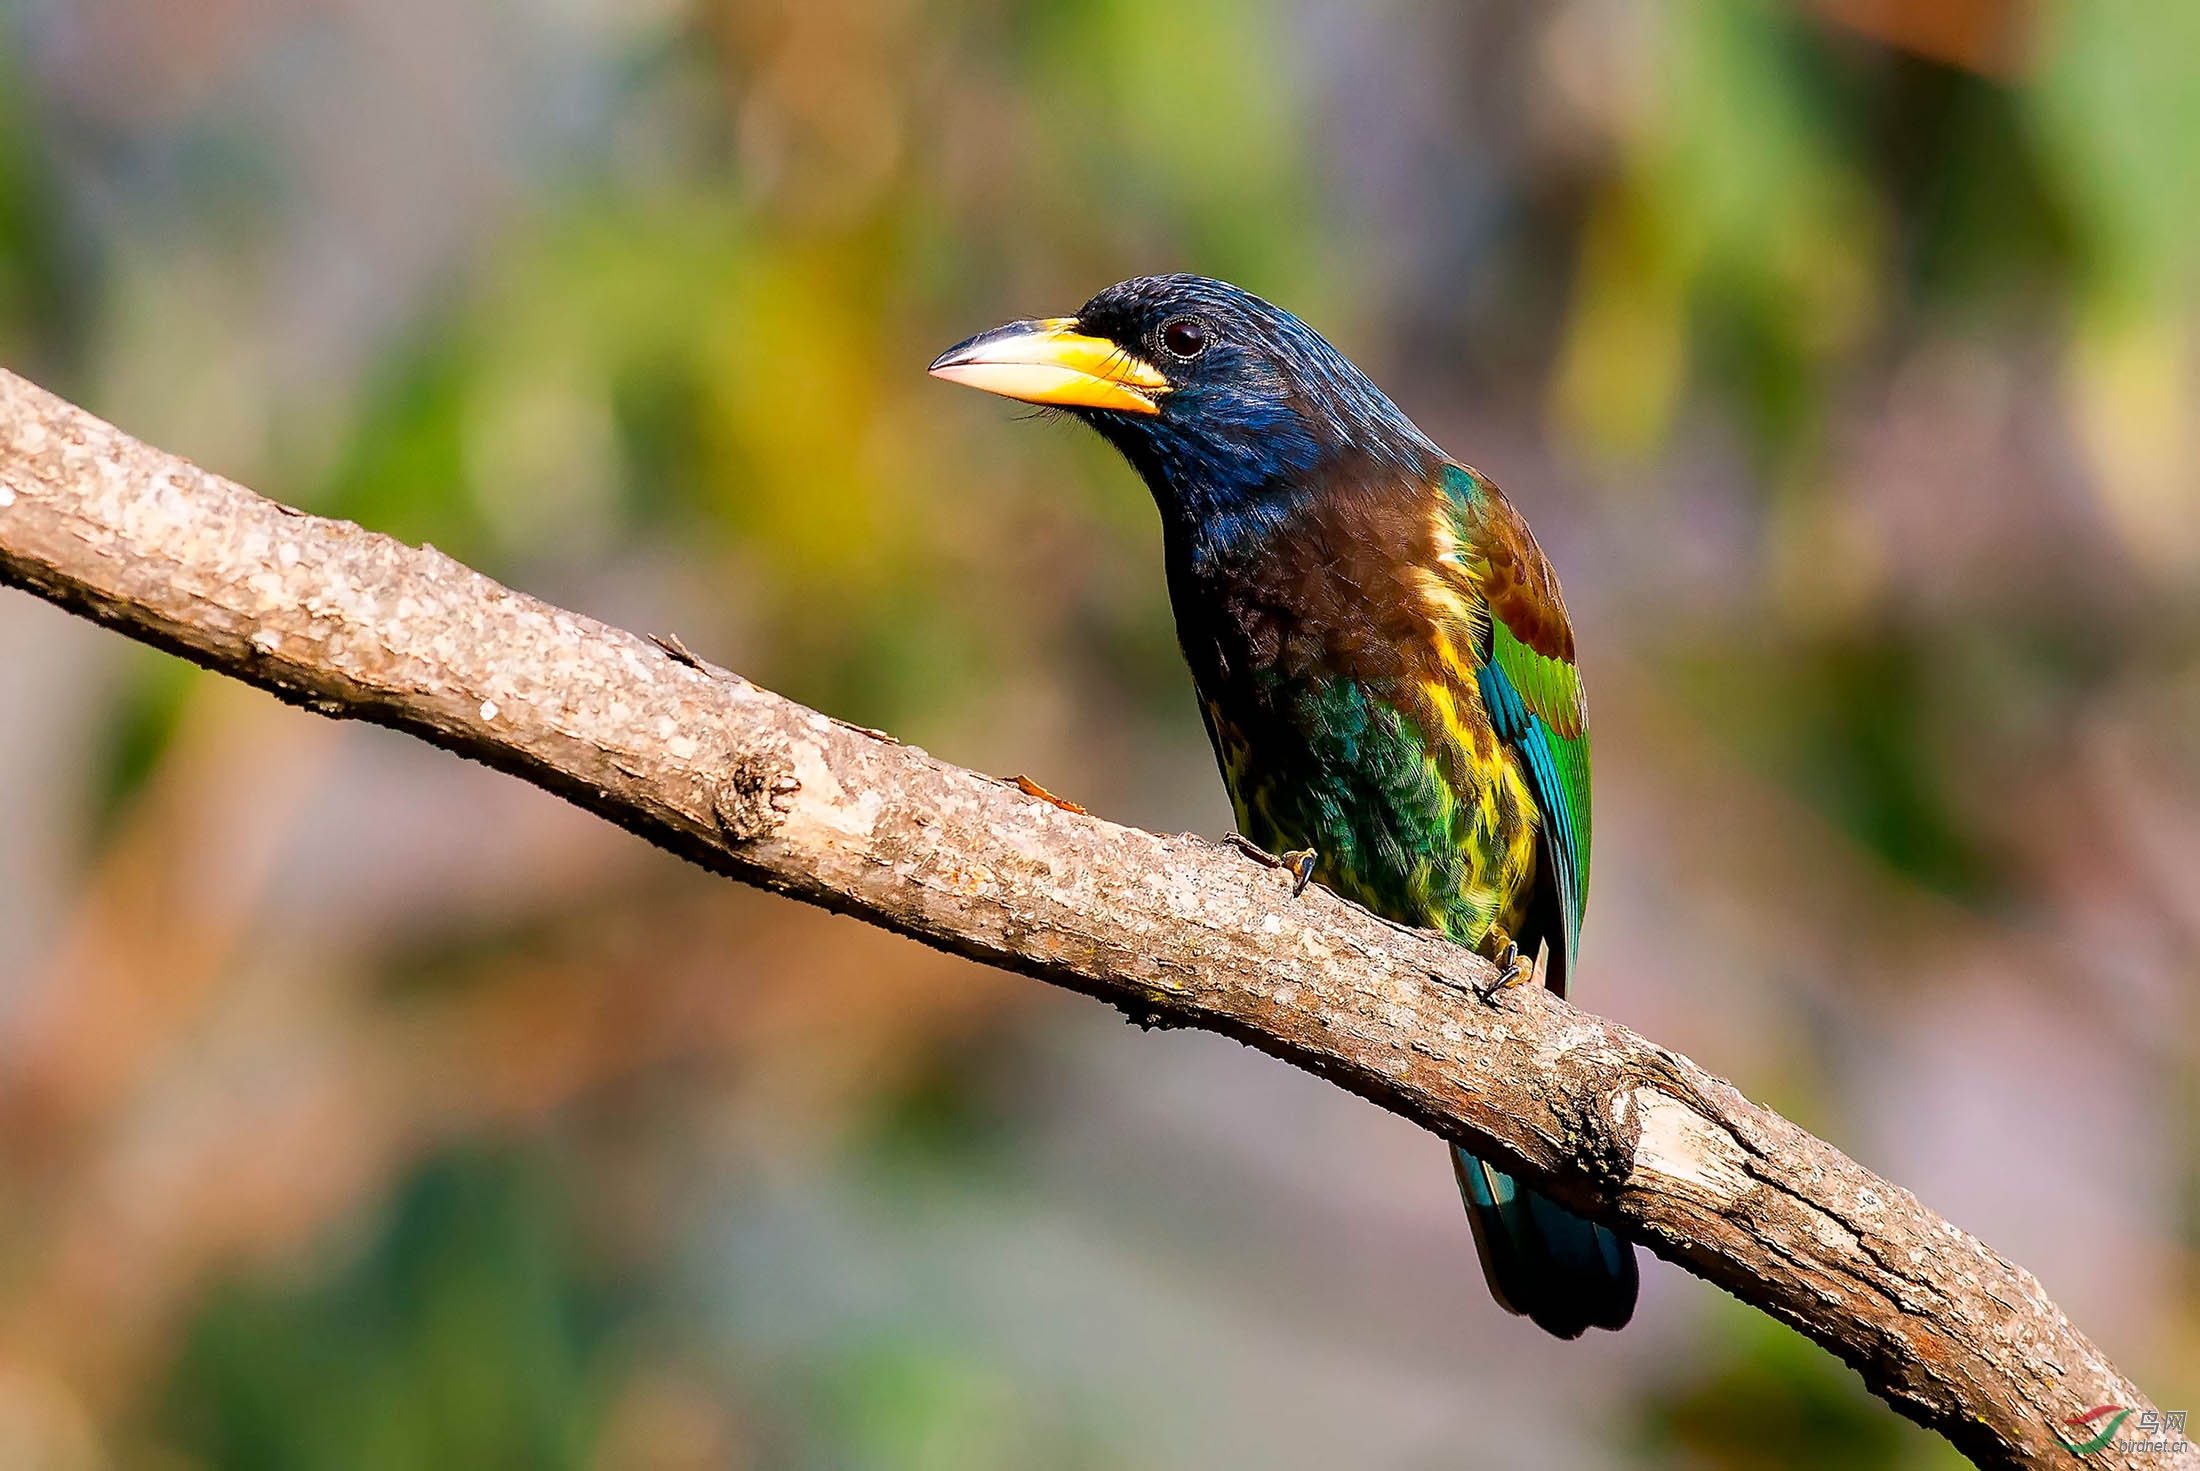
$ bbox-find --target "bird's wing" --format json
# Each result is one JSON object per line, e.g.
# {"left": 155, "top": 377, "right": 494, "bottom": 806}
{"left": 1436, "top": 463, "right": 1591, "bottom": 988}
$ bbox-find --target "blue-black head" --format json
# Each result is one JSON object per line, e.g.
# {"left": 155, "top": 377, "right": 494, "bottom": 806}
{"left": 931, "top": 274, "right": 1441, "bottom": 549}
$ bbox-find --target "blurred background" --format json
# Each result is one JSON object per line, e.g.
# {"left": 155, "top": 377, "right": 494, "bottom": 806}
{"left": 1, "top": 0, "right": 2196, "bottom": 1466}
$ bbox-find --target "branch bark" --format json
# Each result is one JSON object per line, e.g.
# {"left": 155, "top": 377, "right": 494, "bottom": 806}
{"left": 0, "top": 367, "right": 2169, "bottom": 1469}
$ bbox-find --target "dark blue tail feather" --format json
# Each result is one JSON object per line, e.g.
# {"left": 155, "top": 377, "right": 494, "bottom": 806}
{"left": 1452, "top": 1144, "right": 1637, "bottom": 1339}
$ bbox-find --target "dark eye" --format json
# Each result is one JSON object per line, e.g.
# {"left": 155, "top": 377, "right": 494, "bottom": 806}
{"left": 1160, "top": 316, "right": 1209, "bottom": 359}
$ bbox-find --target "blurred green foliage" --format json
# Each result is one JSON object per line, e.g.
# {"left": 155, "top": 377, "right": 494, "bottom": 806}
{"left": 2032, "top": 0, "right": 2200, "bottom": 310}
{"left": 160, "top": 1151, "right": 614, "bottom": 1471}
{"left": 1548, "top": 0, "right": 2200, "bottom": 893}
{"left": 1669, "top": 632, "right": 2000, "bottom": 898}
{"left": 1631, "top": 1301, "right": 1963, "bottom": 1471}
{"left": 0, "top": 50, "right": 72, "bottom": 379}
{"left": 1555, "top": 0, "right": 1876, "bottom": 462}
{"left": 857, "top": 1027, "right": 1024, "bottom": 1185}
{"left": 87, "top": 643, "right": 202, "bottom": 845}
{"left": 798, "top": 1337, "right": 1115, "bottom": 1471}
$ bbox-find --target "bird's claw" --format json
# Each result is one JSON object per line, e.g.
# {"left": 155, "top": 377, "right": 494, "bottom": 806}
{"left": 1227, "top": 835, "right": 1321, "bottom": 898}
{"left": 1481, "top": 927, "right": 1535, "bottom": 989}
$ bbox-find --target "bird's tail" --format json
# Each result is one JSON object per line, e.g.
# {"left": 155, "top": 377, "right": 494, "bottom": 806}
{"left": 1452, "top": 1144, "right": 1637, "bottom": 1339}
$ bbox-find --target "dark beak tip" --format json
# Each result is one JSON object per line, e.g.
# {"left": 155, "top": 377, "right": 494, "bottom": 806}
{"left": 926, "top": 337, "right": 976, "bottom": 375}
{"left": 928, "top": 318, "right": 1056, "bottom": 376}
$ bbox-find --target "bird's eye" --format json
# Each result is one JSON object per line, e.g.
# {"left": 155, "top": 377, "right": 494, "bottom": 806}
{"left": 1160, "top": 317, "right": 1209, "bottom": 359}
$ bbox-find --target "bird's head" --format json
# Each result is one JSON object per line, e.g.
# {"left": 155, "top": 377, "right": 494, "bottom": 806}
{"left": 930, "top": 274, "right": 1439, "bottom": 550}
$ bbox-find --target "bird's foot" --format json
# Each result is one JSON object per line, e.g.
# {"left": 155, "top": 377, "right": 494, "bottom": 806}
{"left": 1013, "top": 774, "right": 1088, "bottom": 816}
{"left": 1481, "top": 926, "right": 1531, "bottom": 989}
{"left": 1226, "top": 834, "right": 1320, "bottom": 897}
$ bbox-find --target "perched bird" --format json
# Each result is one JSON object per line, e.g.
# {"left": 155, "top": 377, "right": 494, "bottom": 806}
{"left": 930, "top": 274, "right": 1636, "bottom": 1338}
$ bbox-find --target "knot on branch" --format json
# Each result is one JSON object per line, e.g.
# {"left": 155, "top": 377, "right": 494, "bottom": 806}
{"left": 712, "top": 747, "right": 797, "bottom": 843}
{"left": 1533, "top": 1047, "right": 1660, "bottom": 1198}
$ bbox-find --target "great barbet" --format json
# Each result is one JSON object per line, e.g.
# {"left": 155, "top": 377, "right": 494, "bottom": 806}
{"left": 931, "top": 274, "right": 1637, "bottom": 1338}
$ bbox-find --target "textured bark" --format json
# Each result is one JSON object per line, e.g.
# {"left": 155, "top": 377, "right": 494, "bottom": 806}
{"left": 0, "top": 366, "right": 2172, "bottom": 1468}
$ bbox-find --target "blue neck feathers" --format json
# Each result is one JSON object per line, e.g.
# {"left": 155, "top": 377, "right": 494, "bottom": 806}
{"left": 1090, "top": 358, "right": 1441, "bottom": 569}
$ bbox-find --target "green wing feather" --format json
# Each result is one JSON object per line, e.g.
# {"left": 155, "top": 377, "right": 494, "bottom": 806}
{"left": 1440, "top": 465, "right": 1592, "bottom": 983}
{"left": 1488, "top": 621, "right": 1591, "bottom": 972}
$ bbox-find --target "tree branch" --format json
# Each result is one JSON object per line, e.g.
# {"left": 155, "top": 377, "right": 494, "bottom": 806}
{"left": 0, "top": 366, "right": 2168, "bottom": 1468}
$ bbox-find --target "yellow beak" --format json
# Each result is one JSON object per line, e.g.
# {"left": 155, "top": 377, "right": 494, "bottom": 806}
{"left": 928, "top": 318, "right": 1169, "bottom": 416}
